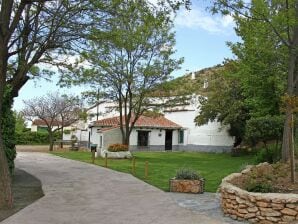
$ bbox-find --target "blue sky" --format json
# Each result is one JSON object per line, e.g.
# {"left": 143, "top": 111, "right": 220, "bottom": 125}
{"left": 13, "top": 1, "right": 239, "bottom": 111}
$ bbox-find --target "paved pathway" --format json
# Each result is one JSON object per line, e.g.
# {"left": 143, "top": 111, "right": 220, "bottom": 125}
{"left": 2, "top": 153, "right": 241, "bottom": 224}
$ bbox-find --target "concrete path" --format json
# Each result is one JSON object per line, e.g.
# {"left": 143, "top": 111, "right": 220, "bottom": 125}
{"left": 2, "top": 153, "right": 235, "bottom": 224}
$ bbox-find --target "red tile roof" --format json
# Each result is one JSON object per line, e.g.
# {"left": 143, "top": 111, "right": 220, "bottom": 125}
{"left": 93, "top": 115, "right": 181, "bottom": 129}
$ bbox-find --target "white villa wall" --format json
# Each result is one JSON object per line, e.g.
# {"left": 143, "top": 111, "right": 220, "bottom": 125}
{"left": 31, "top": 125, "right": 38, "bottom": 132}
{"left": 87, "top": 101, "right": 119, "bottom": 123}
{"left": 165, "top": 110, "right": 234, "bottom": 152}
{"left": 130, "top": 128, "right": 180, "bottom": 151}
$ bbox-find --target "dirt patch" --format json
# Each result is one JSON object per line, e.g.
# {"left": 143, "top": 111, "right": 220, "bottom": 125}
{"left": 230, "top": 162, "right": 298, "bottom": 193}
{"left": 0, "top": 169, "right": 44, "bottom": 222}
{"left": 16, "top": 145, "right": 50, "bottom": 152}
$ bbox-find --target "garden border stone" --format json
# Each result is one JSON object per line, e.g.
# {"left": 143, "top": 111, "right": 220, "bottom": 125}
{"left": 220, "top": 163, "right": 298, "bottom": 223}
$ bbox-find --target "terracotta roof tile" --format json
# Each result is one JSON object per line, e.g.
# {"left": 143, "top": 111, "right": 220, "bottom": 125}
{"left": 93, "top": 115, "right": 181, "bottom": 129}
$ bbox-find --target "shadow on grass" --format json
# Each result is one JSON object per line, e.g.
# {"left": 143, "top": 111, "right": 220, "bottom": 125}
{"left": 0, "top": 169, "right": 44, "bottom": 222}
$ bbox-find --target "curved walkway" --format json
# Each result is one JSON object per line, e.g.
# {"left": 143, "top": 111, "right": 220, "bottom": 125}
{"left": 3, "top": 153, "right": 231, "bottom": 224}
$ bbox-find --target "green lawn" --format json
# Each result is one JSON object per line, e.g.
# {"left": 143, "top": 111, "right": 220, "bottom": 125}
{"left": 51, "top": 151, "right": 254, "bottom": 192}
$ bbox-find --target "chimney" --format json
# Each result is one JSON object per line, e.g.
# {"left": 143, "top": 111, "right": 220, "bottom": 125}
{"left": 191, "top": 72, "right": 195, "bottom": 80}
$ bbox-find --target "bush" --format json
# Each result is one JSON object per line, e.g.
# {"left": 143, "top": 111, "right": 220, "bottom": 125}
{"left": 63, "top": 129, "right": 71, "bottom": 135}
{"left": 255, "top": 145, "right": 281, "bottom": 164}
{"left": 15, "top": 131, "right": 62, "bottom": 145}
{"left": 246, "top": 180, "right": 273, "bottom": 193}
{"left": 107, "top": 144, "right": 129, "bottom": 152}
{"left": 175, "top": 167, "right": 202, "bottom": 180}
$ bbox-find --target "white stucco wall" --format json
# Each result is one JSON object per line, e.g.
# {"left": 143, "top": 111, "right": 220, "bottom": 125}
{"left": 164, "top": 110, "right": 234, "bottom": 147}
{"left": 31, "top": 125, "right": 38, "bottom": 132}
{"left": 89, "top": 127, "right": 122, "bottom": 155}
{"left": 129, "top": 128, "right": 180, "bottom": 150}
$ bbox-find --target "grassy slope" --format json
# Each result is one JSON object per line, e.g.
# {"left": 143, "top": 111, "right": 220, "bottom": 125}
{"left": 52, "top": 151, "right": 254, "bottom": 192}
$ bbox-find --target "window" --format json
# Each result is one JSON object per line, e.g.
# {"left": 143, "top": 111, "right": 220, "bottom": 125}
{"left": 178, "top": 130, "right": 184, "bottom": 144}
{"left": 137, "top": 131, "right": 149, "bottom": 146}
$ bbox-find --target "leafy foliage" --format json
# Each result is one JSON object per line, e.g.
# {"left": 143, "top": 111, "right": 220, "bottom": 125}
{"left": 245, "top": 116, "right": 284, "bottom": 147}
{"left": 175, "top": 167, "right": 202, "bottom": 180}
{"left": 255, "top": 146, "right": 282, "bottom": 164}
{"left": 15, "top": 131, "right": 62, "bottom": 145}
{"left": 2, "top": 89, "right": 16, "bottom": 174}
{"left": 62, "top": 0, "right": 183, "bottom": 144}
{"left": 246, "top": 180, "right": 273, "bottom": 193}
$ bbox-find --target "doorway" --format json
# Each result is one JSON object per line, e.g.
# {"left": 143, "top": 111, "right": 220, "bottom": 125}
{"left": 165, "top": 130, "right": 173, "bottom": 151}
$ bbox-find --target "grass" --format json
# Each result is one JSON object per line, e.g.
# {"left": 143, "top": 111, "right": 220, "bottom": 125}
{"left": 51, "top": 151, "right": 254, "bottom": 192}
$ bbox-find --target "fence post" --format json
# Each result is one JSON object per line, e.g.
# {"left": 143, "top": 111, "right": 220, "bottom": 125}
{"left": 105, "top": 152, "right": 108, "bottom": 168}
{"left": 145, "top": 161, "right": 148, "bottom": 179}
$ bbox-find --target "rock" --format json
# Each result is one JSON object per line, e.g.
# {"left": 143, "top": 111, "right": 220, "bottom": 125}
{"left": 260, "top": 208, "right": 281, "bottom": 217}
{"left": 244, "top": 213, "right": 256, "bottom": 219}
{"left": 282, "top": 215, "right": 295, "bottom": 222}
{"left": 257, "top": 201, "right": 270, "bottom": 207}
{"left": 281, "top": 208, "right": 297, "bottom": 216}
{"left": 239, "top": 204, "right": 247, "bottom": 209}
{"left": 248, "top": 207, "right": 259, "bottom": 213}
{"left": 248, "top": 218, "right": 259, "bottom": 223}
{"left": 272, "top": 203, "right": 284, "bottom": 210}
{"left": 238, "top": 208, "right": 248, "bottom": 214}
{"left": 272, "top": 198, "right": 286, "bottom": 204}
{"left": 286, "top": 204, "right": 297, "bottom": 209}
{"left": 236, "top": 197, "right": 246, "bottom": 204}
{"left": 266, "top": 216, "right": 280, "bottom": 222}
{"left": 259, "top": 220, "right": 273, "bottom": 224}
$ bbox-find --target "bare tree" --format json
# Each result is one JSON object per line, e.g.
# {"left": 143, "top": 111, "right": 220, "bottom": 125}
{"left": 23, "top": 92, "right": 80, "bottom": 151}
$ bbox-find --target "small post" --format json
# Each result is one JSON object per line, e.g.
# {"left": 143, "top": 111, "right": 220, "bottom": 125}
{"left": 105, "top": 152, "right": 108, "bottom": 168}
{"left": 145, "top": 161, "right": 148, "bottom": 179}
{"left": 132, "top": 157, "right": 136, "bottom": 175}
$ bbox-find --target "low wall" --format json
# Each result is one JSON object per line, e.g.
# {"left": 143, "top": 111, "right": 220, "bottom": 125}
{"left": 220, "top": 165, "right": 298, "bottom": 223}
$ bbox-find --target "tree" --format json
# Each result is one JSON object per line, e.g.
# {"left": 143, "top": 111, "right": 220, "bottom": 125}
{"left": 62, "top": 0, "right": 183, "bottom": 145}
{"left": 23, "top": 93, "right": 81, "bottom": 151}
{"left": 0, "top": 0, "right": 93, "bottom": 208}
{"left": 212, "top": 0, "right": 298, "bottom": 182}
{"left": 195, "top": 61, "right": 250, "bottom": 147}
{"left": 14, "top": 111, "right": 27, "bottom": 134}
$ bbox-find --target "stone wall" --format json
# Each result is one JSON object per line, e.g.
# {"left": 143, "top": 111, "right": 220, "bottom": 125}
{"left": 220, "top": 165, "right": 298, "bottom": 223}
{"left": 170, "top": 179, "right": 204, "bottom": 194}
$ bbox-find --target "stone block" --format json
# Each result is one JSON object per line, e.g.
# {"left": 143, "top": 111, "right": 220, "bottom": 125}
{"left": 281, "top": 208, "right": 297, "bottom": 216}
{"left": 282, "top": 215, "right": 295, "bottom": 222}
{"left": 169, "top": 179, "right": 204, "bottom": 194}
{"left": 257, "top": 201, "right": 270, "bottom": 207}
{"left": 247, "top": 207, "right": 258, "bottom": 213}
{"left": 272, "top": 203, "right": 284, "bottom": 210}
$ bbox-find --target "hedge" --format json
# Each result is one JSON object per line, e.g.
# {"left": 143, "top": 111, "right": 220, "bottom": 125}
{"left": 15, "top": 131, "right": 62, "bottom": 145}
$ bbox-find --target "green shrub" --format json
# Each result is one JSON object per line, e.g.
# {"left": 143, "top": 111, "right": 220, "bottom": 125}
{"left": 175, "top": 167, "right": 202, "bottom": 180}
{"left": 15, "top": 131, "right": 62, "bottom": 145}
{"left": 255, "top": 145, "right": 281, "bottom": 164}
{"left": 2, "top": 88, "right": 16, "bottom": 174}
{"left": 246, "top": 180, "right": 273, "bottom": 193}
{"left": 63, "top": 129, "right": 71, "bottom": 135}
{"left": 108, "top": 144, "right": 129, "bottom": 152}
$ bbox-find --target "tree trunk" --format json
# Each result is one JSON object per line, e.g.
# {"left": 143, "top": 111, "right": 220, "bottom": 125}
{"left": 0, "top": 83, "right": 13, "bottom": 209}
{"left": 0, "top": 39, "right": 13, "bottom": 208}
{"left": 49, "top": 131, "right": 54, "bottom": 151}
{"left": 281, "top": 114, "right": 290, "bottom": 162}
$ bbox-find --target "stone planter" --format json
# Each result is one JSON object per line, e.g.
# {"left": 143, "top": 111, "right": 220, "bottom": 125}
{"left": 100, "top": 150, "right": 132, "bottom": 159}
{"left": 169, "top": 178, "right": 204, "bottom": 194}
{"left": 220, "top": 163, "right": 298, "bottom": 223}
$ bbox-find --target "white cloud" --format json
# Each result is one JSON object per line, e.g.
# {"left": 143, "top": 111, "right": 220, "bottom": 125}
{"left": 175, "top": 7, "right": 235, "bottom": 34}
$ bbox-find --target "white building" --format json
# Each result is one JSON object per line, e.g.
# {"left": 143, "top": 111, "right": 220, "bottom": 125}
{"left": 89, "top": 115, "right": 182, "bottom": 155}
